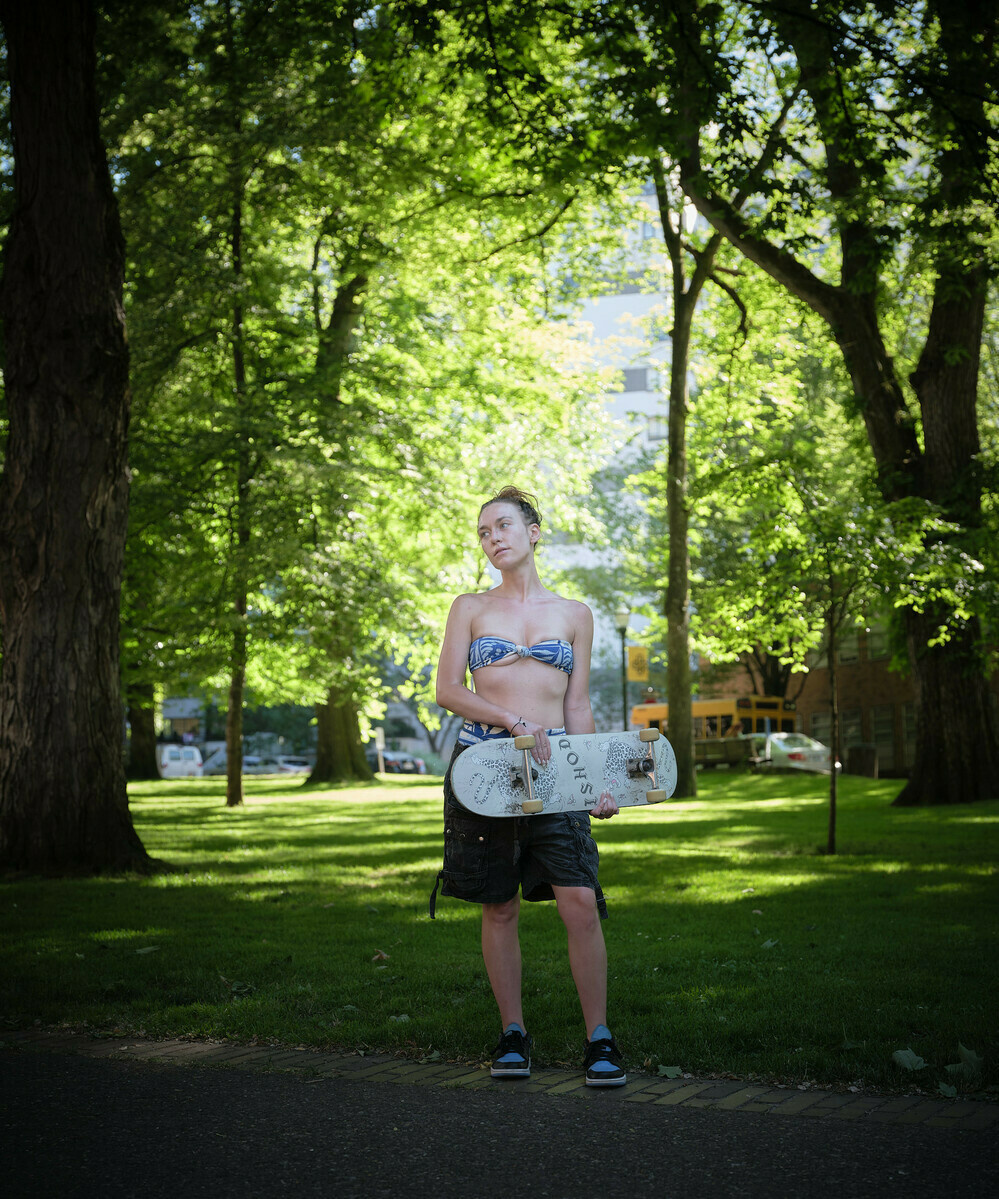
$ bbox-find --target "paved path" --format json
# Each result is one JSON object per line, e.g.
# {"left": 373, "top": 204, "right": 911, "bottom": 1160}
{"left": 3, "top": 1029, "right": 997, "bottom": 1198}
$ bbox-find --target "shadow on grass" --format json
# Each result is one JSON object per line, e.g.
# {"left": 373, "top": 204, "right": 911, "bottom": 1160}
{"left": 2, "top": 771, "right": 996, "bottom": 1090}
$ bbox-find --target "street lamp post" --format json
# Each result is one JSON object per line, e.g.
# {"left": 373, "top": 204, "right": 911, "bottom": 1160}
{"left": 615, "top": 603, "right": 630, "bottom": 732}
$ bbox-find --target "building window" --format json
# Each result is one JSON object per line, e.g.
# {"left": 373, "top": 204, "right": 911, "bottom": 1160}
{"left": 865, "top": 624, "right": 889, "bottom": 660}
{"left": 838, "top": 631, "right": 860, "bottom": 664}
{"left": 647, "top": 415, "right": 668, "bottom": 441}
{"left": 620, "top": 367, "right": 652, "bottom": 392}
{"left": 841, "top": 708, "right": 864, "bottom": 748}
{"left": 811, "top": 712, "right": 831, "bottom": 745}
{"left": 871, "top": 704, "right": 896, "bottom": 771}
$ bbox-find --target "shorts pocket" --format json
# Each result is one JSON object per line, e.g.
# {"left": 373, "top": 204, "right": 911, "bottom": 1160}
{"left": 441, "top": 812, "right": 491, "bottom": 899}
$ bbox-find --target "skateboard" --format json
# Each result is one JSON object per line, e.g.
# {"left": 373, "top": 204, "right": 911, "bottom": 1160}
{"left": 450, "top": 728, "right": 677, "bottom": 817}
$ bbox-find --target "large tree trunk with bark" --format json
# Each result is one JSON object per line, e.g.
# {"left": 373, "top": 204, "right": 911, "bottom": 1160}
{"left": 126, "top": 681, "right": 160, "bottom": 781}
{"left": 308, "top": 687, "right": 373, "bottom": 784}
{"left": 0, "top": 0, "right": 152, "bottom": 872}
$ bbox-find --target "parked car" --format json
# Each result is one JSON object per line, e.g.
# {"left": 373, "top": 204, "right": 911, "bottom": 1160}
{"left": 242, "top": 755, "right": 283, "bottom": 775}
{"left": 157, "top": 744, "right": 203, "bottom": 778}
{"left": 365, "top": 750, "right": 427, "bottom": 774}
{"left": 201, "top": 750, "right": 285, "bottom": 776}
{"left": 748, "top": 732, "right": 840, "bottom": 774}
{"left": 277, "top": 756, "right": 312, "bottom": 774}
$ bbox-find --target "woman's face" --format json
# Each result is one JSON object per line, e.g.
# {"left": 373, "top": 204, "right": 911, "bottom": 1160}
{"left": 477, "top": 502, "right": 538, "bottom": 566}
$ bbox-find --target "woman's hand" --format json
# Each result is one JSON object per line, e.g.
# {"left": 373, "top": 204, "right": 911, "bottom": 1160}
{"left": 513, "top": 719, "right": 551, "bottom": 765}
{"left": 590, "top": 790, "right": 619, "bottom": 819}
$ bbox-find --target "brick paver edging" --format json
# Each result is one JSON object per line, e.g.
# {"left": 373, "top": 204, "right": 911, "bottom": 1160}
{"left": 4, "top": 1027, "right": 996, "bottom": 1132}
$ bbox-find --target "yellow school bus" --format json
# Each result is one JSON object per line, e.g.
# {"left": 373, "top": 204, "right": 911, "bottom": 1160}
{"left": 630, "top": 695, "right": 797, "bottom": 737}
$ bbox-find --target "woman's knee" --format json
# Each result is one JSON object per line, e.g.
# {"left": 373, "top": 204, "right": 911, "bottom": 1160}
{"left": 482, "top": 895, "right": 520, "bottom": 926}
{"left": 554, "top": 886, "right": 599, "bottom": 932}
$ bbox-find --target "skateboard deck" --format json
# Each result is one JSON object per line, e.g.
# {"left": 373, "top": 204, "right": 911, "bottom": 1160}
{"left": 450, "top": 729, "right": 677, "bottom": 817}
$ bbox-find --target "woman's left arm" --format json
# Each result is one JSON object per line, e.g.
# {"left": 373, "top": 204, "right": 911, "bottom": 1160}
{"left": 564, "top": 602, "right": 619, "bottom": 819}
{"left": 563, "top": 601, "right": 595, "bottom": 736}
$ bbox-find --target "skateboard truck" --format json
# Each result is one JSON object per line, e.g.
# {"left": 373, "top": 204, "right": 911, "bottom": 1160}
{"left": 638, "top": 727, "right": 667, "bottom": 803}
{"left": 513, "top": 734, "right": 543, "bottom": 813}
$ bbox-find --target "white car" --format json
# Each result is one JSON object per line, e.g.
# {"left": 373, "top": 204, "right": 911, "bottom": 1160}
{"left": 277, "top": 756, "right": 312, "bottom": 774}
{"left": 749, "top": 732, "right": 840, "bottom": 774}
{"left": 157, "top": 744, "right": 203, "bottom": 778}
{"left": 201, "top": 751, "right": 285, "bottom": 776}
{"left": 242, "top": 755, "right": 283, "bottom": 775}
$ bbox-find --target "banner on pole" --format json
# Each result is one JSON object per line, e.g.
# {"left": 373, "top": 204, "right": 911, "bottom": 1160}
{"left": 627, "top": 646, "right": 649, "bottom": 682}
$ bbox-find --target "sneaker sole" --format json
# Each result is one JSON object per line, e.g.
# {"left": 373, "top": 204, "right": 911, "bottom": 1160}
{"left": 491, "top": 1066, "right": 531, "bottom": 1077}
{"left": 585, "top": 1073, "right": 627, "bottom": 1087}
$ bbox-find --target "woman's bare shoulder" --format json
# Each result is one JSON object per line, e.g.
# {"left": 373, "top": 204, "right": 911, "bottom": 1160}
{"left": 552, "top": 594, "right": 593, "bottom": 632}
{"left": 448, "top": 590, "right": 496, "bottom": 620}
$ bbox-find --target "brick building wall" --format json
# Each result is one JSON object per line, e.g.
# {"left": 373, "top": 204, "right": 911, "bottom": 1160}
{"left": 696, "top": 628, "right": 999, "bottom": 777}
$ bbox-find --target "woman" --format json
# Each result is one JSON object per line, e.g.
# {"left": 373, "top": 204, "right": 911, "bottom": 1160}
{"left": 432, "top": 485, "right": 626, "bottom": 1087}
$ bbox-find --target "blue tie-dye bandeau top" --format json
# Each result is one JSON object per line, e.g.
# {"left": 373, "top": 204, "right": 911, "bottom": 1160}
{"left": 468, "top": 635, "right": 574, "bottom": 675}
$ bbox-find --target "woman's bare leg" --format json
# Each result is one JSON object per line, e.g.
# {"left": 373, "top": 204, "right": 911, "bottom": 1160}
{"left": 553, "top": 885, "right": 607, "bottom": 1036}
{"left": 481, "top": 895, "right": 524, "bottom": 1028}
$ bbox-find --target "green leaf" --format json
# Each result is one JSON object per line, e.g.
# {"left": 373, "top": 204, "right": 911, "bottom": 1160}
{"left": 938, "top": 1083, "right": 958, "bottom": 1098}
{"left": 945, "top": 1043, "right": 984, "bottom": 1080}
{"left": 658, "top": 1065, "right": 683, "bottom": 1078}
{"left": 892, "top": 1048, "right": 927, "bottom": 1071}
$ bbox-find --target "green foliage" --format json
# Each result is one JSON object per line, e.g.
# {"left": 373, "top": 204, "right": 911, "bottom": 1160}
{"left": 100, "top": 0, "right": 626, "bottom": 728}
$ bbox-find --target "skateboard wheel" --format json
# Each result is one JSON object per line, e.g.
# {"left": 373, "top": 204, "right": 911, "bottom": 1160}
{"left": 522, "top": 800, "right": 543, "bottom": 814}
{"left": 514, "top": 735, "right": 536, "bottom": 750}
{"left": 645, "top": 789, "right": 667, "bottom": 803}
{"left": 639, "top": 728, "right": 660, "bottom": 742}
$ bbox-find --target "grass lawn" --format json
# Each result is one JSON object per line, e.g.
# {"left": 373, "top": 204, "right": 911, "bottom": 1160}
{"left": 2, "top": 769, "right": 996, "bottom": 1096}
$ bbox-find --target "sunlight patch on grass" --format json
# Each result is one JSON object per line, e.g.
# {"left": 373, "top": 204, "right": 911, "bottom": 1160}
{"left": 1, "top": 773, "right": 995, "bottom": 1092}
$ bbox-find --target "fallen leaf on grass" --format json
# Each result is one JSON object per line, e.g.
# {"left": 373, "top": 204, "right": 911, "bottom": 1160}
{"left": 945, "top": 1043, "right": 984, "bottom": 1081}
{"left": 371, "top": 950, "right": 390, "bottom": 962}
{"left": 135, "top": 946, "right": 160, "bottom": 955}
{"left": 939, "top": 1083, "right": 958, "bottom": 1098}
{"left": 892, "top": 1048, "right": 927, "bottom": 1071}
{"left": 218, "top": 972, "right": 255, "bottom": 997}
{"left": 657, "top": 1065, "right": 683, "bottom": 1078}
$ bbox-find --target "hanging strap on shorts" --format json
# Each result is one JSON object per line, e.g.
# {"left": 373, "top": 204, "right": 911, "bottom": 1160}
{"left": 429, "top": 870, "right": 443, "bottom": 920}
{"left": 596, "top": 884, "right": 608, "bottom": 920}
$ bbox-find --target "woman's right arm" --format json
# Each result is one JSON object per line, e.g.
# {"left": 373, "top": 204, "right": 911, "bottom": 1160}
{"left": 435, "top": 595, "right": 521, "bottom": 732}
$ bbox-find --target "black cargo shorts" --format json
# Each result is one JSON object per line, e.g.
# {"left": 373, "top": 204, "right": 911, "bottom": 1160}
{"left": 429, "top": 741, "right": 607, "bottom": 919}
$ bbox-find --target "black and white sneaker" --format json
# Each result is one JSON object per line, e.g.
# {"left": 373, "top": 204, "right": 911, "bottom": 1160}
{"left": 491, "top": 1026, "right": 532, "bottom": 1077}
{"left": 583, "top": 1033, "right": 627, "bottom": 1087}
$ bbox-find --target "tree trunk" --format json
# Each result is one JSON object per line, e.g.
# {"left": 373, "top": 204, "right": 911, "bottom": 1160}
{"left": 309, "top": 690, "right": 352, "bottom": 783}
{"left": 225, "top": 613, "right": 247, "bottom": 807}
{"left": 126, "top": 682, "right": 160, "bottom": 781}
{"left": 663, "top": 311, "right": 696, "bottom": 798}
{"left": 345, "top": 704, "right": 374, "bottom": 780}
{"left": 652, "top": 159, "right": 726, "bottom": 798}
{"left": 308, "top": 687, "right": 371, "bottom": 784}
{"left": 0, "top": 0, "right": 152, "bottom": 873}
{"left": 826, "top": 605, "right": 838, "bottom": 855}
{"left": 893, "top": 614, "right": 998, "bottom": 806}
{"left": 223, "top": 0, "right": 248, "bottom": 809}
